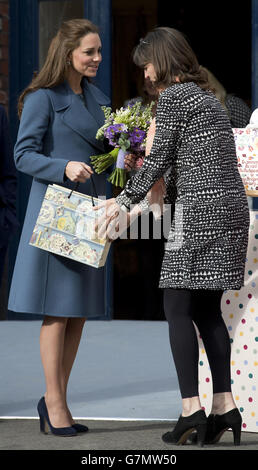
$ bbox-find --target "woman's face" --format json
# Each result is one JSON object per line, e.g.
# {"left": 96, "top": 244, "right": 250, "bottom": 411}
{"left": 144, "top": 63, "right": 156, "bottom": 83}
{"left": 71, "top": 33, "right": 102, "bottom": 77}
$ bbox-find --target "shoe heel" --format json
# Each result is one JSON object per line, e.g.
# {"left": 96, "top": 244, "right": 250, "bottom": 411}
{"left": 196, "top": 423, "right": 207, "bottom": 447}
{"left": 39, "top": 413, "right": 48, "bottom": 434}
{"left": 37, "top": 396, "right": 77, "bottom": 437}
{"left": 232, "top": 422, "right": 242, "bottom": 446}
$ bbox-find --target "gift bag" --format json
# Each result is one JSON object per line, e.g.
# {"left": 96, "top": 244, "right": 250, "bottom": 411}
{"left": 29, "top": 179, "right": 111, "bottom": 268}
{"left": 233, "top": 126, "right": 258, "bottom": 196}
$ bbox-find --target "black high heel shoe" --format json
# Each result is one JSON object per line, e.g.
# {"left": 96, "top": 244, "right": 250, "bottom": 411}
{"left": 162, "top": 409, "right": 207, "bottom": 446}
{"left": 189, "top": 408, "right": 242, "bottom": 446}
{"left": 37, "top": 397, "right": 77, "bottom": 437}
{"left": 205, "top": 408, "right": 242, "bottom": 445}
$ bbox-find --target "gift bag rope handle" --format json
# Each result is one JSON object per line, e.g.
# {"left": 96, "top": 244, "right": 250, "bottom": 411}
{"left": 68, "top": 175, "right": 98, "bottom": 206}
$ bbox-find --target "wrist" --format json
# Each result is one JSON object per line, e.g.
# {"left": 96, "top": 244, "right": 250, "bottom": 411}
{"left": 64, "top": 161, "right": 71, "bottom": 181}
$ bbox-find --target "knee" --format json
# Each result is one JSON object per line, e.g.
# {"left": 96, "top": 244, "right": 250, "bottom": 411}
{"left": 67, "top": 317, "right": 86, "bottom": 331}
{"left": 163, "top": 288, "right": 192, "bottom": 324}
{"left": 42, "top": 315, "right": 68, "bottom": 327}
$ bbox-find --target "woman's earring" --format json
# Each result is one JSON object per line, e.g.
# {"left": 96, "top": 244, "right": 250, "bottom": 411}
{"left": 67, "top": 60, "right": 71, "bottom": 66}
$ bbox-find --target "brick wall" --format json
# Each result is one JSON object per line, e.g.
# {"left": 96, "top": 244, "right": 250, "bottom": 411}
{"left": 0, "top": 0, "right": 9, "bottom": 111}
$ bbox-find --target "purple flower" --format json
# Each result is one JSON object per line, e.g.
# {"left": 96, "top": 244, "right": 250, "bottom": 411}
{"left": 104, "top": 124, "right": 128, "bottom": 146}
{"left": 128, "top": 128, "right": 146, "bottom": 151}
{"left": 129, "top": 128, "right": 146, "bottom": 143}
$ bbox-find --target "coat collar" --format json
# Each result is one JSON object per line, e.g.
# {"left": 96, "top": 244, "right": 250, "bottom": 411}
{"left": 46, "top": 78, "right": 110, "bottom": 151}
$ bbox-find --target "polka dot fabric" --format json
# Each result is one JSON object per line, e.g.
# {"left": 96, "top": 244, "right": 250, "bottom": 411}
{"left": 198, "top": 210, "right": 258, "bottom": 432}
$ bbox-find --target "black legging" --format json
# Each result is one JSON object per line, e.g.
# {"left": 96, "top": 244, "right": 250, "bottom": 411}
{"left": 163, "top": 288, "right": 232, "bottom": 399}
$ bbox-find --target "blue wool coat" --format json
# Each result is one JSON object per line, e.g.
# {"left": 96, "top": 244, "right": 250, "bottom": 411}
{"left": 8, "top": 78, "right": 111, "bottom": 318}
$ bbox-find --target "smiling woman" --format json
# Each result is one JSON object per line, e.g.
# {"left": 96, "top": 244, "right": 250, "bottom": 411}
{"left": 67, "top": 33, "right": 102, "bottom": 90}
{"left": 8, "top": 18, "right": 111, "bottom": 438}
{"left": 18, "top": 18, "right": 101, "bottom": 116}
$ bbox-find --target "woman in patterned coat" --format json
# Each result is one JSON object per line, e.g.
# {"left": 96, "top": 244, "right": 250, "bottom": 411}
{"left": 96, "top": 27, "right": 250, "bottom": 446}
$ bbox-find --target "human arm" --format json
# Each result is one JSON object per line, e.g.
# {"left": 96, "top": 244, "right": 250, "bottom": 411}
{"left": 115, "top": 90, "right": 180, "bottom": 209}
{"left": 94, "top": 90, "right": 182, "bottom": 237}
{"left": 14, "top": 89, "right": 92, "bottom": 183}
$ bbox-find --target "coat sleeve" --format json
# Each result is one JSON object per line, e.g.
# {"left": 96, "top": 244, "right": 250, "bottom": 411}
{"left": 14, "top": 89, "right": 70, "bottom": 183}
{"left": 116, "top": 90, "right": 183, "bottom": 209}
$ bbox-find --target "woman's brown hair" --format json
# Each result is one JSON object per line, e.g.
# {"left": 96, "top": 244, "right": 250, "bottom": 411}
{"left": 133, "top": 27, "right": 210, "bottom": 92}
{"left": 18, "top": 18, "right": 99, "bottom": 117}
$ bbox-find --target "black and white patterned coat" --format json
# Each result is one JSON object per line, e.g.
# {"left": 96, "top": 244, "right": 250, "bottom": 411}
{"left": 116, "top": 82, "right": 250, "bottom": 290}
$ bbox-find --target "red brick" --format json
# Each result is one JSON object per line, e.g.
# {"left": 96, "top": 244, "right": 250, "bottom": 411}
{"left": 0, "top": 4, "right": 9, "bottom": 16}
{"left": 0, "top": 74, "right": 8, "bottom": 88}
{"left": 0, "top": 59, "right": 8, "bottom": 75}
{"left": 0, "top": 32, "right": 8, "bottom": 46}
{"left": 0, "top": 45, "right": 8, "bottom": 59}
{"left": 1, "top": 17, "right": 9, "bottom": 32}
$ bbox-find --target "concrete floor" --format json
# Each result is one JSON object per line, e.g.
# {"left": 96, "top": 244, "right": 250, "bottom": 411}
{"left": 0, "top": 320, "right": 181, "bottom": 420}
{"left": 0, "top": 418, "right": 257, "bottom": 451}
{"left": 0, "top": 320, "right": 257, "bottom": 457}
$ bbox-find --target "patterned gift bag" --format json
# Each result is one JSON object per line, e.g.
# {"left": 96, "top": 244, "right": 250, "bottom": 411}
{"left": 233, "top": 126, "right": 258, "bottom": 196}
{"left": 30, "top": 182, "right": 111, "bottom": 268}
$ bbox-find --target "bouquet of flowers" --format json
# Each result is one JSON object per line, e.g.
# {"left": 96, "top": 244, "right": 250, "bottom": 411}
{"left": 90, "top": 100, "right": 154, "bottom": 188}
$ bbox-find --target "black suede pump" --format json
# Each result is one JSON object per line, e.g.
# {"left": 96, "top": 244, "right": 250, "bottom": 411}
{"left": 162, "top": 409, "right": 207, "bottom": 446}
{"left": 189, "top": 408, "right": 242, "bottom": 446}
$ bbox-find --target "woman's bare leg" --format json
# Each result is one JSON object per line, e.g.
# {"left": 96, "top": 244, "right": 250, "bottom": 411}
{"left": 40, "top": 315, "right": 72, "bottom": 428}
{"left": 61, "top": 317, "right": 86, "bottom": 423}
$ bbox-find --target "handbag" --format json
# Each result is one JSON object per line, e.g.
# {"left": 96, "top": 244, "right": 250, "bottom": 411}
{"left": 29, "top": 177, "right": 111, "bottom": 268}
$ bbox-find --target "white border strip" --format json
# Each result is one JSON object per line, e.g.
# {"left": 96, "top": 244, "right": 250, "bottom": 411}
{"left": 0, "top": 416, "right": 176, "bottom": 422}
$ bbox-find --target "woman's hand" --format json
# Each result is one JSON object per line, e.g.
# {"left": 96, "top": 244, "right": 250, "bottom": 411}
{"left": 65, "top": 161, "right": 93, "bottom": 182}
{"left": 124, "top": 153, "right": 137, "bottom": 171}
{"left": 146, "top": 177, "right": 166, "bottom": 219}
{"left": 94, "top": 198, "right": 130, "bottom": 240}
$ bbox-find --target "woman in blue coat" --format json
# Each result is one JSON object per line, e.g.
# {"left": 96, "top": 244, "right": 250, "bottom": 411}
{"left": 8, "top": 19, "right": 110, "bottom": 436}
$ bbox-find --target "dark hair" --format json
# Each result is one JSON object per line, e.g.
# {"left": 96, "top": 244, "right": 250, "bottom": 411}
{"left": 133, "top": 27, "right": 210, "bottom": 91}
{"left": 18, "top": 18, "right": 99, "bottom": 117}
